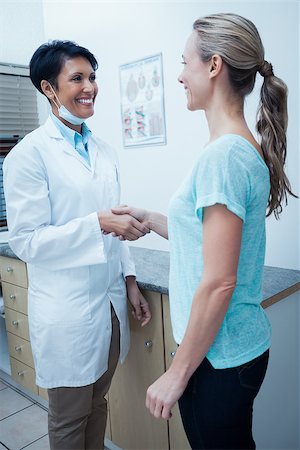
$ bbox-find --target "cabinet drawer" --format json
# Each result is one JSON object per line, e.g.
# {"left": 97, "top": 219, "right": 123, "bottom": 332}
{"left": 38, "top": 387, "right": 48, "bottom": 401}
{"left": 7, "top": 332, "right": 34, "bottom": 368}
{"left": 10, "top": 357, "right": 38, "bottom": 394}
{"left": 2, "top": 282, "right": 28, "bottom": 315}
{"left": 0, "top": 256, "right": 28, "bottom": 288}
{"left": 5, "top": 308, "right": 30, "bottom": 341}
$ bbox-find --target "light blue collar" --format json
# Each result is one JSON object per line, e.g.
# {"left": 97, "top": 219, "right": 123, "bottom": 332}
{"left": 50, "top": 111, "right": 91, "bottom": 149}
{"left": 50, "top": 112, "right": 91, "bottom": 164}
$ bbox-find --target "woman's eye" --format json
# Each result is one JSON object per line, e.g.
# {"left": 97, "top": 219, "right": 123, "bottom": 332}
{"left": 90, "top": 75, "right": 96, "bottom": 81}
{"left": 73, "top": 76, "right": 81, "bottom": 81}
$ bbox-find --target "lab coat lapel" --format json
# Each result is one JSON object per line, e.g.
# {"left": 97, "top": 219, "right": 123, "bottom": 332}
{"left": 63, "top": 141, "right": 92, "bottom": 171}
{"left": 43, "top": 116, "right": 92, "bottom": 171}
{"left": 88, "top": 138, "right": 99, "bottom": 176}
{"left": 43, "top": 116, "right": 63, "bottom": 139}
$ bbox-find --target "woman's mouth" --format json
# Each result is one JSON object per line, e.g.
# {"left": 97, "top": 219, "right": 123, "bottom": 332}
{"left": 76, "top": 98, "right": 93, "bottom": 105}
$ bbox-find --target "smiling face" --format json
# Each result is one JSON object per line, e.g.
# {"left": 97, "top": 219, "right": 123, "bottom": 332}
{"left": 49, "top": 56, "right": 98, "bottom": 126}
{"left": 178, "top": 32, "right": 212, "bottom": 111}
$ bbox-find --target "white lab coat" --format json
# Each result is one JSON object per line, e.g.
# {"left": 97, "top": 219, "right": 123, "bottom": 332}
{"left": 3, "top": 116, "right": 135, "bottom": 388}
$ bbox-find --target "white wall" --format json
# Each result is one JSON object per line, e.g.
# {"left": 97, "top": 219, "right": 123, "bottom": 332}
{"left": 0, "top": 0, "right": 47, "bottom": 123}
{"left": 42, "top": 0, "right": 299, "bottom": 270}
{"left": 0, "top": 0, "right": 45, "bottom": 65}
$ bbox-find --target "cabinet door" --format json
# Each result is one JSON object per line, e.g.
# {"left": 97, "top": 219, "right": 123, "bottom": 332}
{"left": 109, "top": 290, "right": 169, "bottom": 450}
{"left": 162, "top": 295, "right": 191, "bottom": 450}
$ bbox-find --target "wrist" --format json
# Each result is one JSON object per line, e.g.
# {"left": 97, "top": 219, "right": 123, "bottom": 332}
{"left": 147, "top": 211, "right": 155, "bottom": 231}
{"left": 97, "top": 211, "right": 107, "bottom": 231}
{"left": 167, "top": 363, "right": 190, "bottom": 388}
{"left": 125, "top": 275, "right": 137, "bottom": 285}
{"left": 169, "top": 348, "right": 200, "bottom": 384}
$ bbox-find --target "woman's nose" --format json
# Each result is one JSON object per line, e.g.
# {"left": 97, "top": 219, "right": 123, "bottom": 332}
{"left": 83, "top": 79, "right": 94, "bottom": 92}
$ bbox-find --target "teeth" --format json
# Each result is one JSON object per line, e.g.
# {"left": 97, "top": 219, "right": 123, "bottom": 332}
{"left": 77, "top": 99, "right": 93, "bottom": 104}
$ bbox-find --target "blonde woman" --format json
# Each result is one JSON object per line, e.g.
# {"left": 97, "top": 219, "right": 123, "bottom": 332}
{"left": 112, "top": 13, "right": 297, "bottom": 450}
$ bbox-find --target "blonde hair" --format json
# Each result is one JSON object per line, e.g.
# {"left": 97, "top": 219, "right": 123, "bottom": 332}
{"left": 193, "top": 13, "right": 297, "bottom": 218}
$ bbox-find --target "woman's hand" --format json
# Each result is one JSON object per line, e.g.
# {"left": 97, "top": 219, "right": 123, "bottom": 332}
{"left": 111, "top": 205, "right": 150, "bottom": 227}
{"left": 112, "top": 206, "right": 168, "bottom": 240}
{"left": 146, "top": 369, "right": 188, "bottom": 419}
{"left": 126, "top": 276, "right": 151, "bottom": 327}
{"left": 98, "top": 210, "right": 150, "bottom": 241}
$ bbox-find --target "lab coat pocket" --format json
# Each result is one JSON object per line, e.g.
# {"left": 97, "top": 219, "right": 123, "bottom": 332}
{"left": 30, "top": 265, "right": 92, "bottom": 325}
{"left": 103, "top": 164, "right": 120, "bottom": 207}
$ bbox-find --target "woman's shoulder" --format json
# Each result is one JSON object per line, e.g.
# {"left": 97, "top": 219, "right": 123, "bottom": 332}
{"left": 3, "top": 124, "right": 51, "bottom": 174}
{"left": 197, "top": 135, "right": 237, "bottom": 168}
{"left": 5, "top": 127, "right": 42, "bottom": 159}
{"left": 200, "top": 134, "right": 267, "bottom": 170}
{"left": 205, "top": 134, "right": 252, "bottom": 155}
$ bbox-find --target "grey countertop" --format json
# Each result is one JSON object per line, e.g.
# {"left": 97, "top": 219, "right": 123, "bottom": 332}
{"left": 0, "top": 244, "right": 299, "bottom": 308}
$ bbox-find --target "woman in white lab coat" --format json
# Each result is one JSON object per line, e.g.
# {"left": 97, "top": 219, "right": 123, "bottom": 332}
{"left": 3, "top": 40, "right": 151, "bottom": 450}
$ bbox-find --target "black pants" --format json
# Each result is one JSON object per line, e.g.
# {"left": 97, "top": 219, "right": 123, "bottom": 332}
{"left": 178, "top": 350, "right": 269, "bottom": 450}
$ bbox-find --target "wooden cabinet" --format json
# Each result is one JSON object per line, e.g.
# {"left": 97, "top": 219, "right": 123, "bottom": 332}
{"left": 108, "top": 290, "right": 169, "bottom": 450}
{"left": 108, "top": 291, "right": 190, "bottom": 450}
{"left": 162, "top": 294, "right": 190, "bottom": 450}
{"left": 0, "top": 256, "right": 47, "bottom": 400}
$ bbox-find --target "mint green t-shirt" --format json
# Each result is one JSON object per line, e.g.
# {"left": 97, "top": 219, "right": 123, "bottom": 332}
{"left": 168, "top": 134, "right": 271, "bottom": 369}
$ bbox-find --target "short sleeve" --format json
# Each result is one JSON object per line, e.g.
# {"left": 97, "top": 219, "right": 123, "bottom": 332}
{"left": 194, "top": 145, "right": 250, "bottom": 222}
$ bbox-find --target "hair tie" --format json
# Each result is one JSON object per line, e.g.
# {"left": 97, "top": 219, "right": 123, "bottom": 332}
{"left": 258, "top": 60, "right": 274, "bottom": 78}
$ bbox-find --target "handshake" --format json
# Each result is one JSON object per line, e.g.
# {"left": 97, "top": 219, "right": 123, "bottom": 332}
{"left": 98, "top": 205, "right": 151, "bottom": 241}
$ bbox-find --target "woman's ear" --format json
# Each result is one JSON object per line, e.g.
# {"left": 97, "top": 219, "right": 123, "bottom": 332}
{"left": 40, "top": 80, "right": 54, "bottom": 100}
{"left": 209, "top": 55, "right": 223, "bottom": 78}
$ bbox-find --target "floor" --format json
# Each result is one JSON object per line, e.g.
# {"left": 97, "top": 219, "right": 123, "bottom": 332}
{"left": 0, "top": 379, "right": 49, "bottom": 450}
{"left": 0, "top": 378, "right": 120, "bottom": 450}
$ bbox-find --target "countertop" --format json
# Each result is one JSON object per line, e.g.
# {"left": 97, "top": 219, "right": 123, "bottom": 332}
{"left": 0, "top": 244, "right": 299, "bottom": 308}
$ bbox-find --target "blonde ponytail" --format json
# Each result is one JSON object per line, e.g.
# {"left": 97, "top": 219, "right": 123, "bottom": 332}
{"left": 256, "top": 67, "right": 297, "bottom": 218}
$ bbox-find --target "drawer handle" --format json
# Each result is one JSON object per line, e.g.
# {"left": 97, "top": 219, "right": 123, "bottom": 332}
{"left": 145, "top": 340, "right": 153, "bottom": 349}
{"left": 12, "top": 320, "right": 19, "bottom": 327}
{"left": 17, "top": 371, "right": 25, "bottom": 377}
{"left": 170, "top": 351, "right": 176, "bottom": 358}
{"left": 14, "top": 345, "right": 23, "bottom": 352}
{"left": 6, "top": 267, "right": 13, "bottom": 273}
{"left": 9, "top": 294, "right": 16, "bottom": 300}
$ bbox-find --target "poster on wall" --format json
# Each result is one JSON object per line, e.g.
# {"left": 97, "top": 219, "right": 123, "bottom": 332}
{"left": 119, "top": 53, "right": 166, "bottom": 148}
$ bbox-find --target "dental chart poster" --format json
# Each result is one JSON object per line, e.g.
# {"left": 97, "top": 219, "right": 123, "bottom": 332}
{"left": 119, "top": 53, "right": 166, "bottom": 148}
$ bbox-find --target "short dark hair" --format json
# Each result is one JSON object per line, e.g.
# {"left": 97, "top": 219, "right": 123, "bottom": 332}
{"left": 29, "top": 40, "right": 98, "bottom": 94}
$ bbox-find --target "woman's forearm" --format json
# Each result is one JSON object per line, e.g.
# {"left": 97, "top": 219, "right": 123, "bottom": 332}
{"left": 169, "top": 276, "right": 236, "bottom": 382}
{"left": 148, "top": 211, "right": 168, "bottom": 239}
